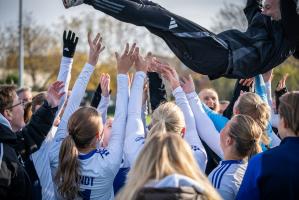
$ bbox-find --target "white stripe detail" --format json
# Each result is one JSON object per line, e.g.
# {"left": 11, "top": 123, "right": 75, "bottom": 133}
{"left": 0, "top": 143, "right": 3, "bottom": 169}
{"left": 169, "top": 17, "right": 178, "bottom": 30}
{"left": 95, "top": 1, "right": 122, "bottom": 13}
{"left": 102, "top": 0, "right": 125, "bottom": 8}
{"left": 173, "top": 32, "right": 228, "bottom": 49}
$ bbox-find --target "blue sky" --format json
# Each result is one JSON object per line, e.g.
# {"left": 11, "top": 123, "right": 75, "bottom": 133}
{"left": 0, "top": 0, "right": 244, "bottom": 29}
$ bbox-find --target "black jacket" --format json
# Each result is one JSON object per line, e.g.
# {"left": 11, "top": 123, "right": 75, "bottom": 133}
{"left": 218, "top": 0, "right": 296, "bottom": 78}
{"left": 0, "top": 101, "right": 57, "bottom": 200}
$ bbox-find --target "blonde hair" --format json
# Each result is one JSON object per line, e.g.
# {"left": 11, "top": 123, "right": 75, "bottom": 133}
{"left": 229, "top": 115, "right": 263, "bottom": 159}
{"left": 279, "top": 92, "right": 299, "bottom": 136}
{"left": 236, "top": 93, "right": 271, "bottom": 147}
{"left": 116, "top": 134, "right": 221, "bottom": 200}
{"left": 55, "top": 107, "right": 102, "bottom": 199}
{"left": 148, "top": 102, "right": 185, "bottom": 138}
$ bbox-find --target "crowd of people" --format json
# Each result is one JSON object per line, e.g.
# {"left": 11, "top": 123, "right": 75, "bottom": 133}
{"left": 0, "top": 0, "right": 299, "bottom": 199}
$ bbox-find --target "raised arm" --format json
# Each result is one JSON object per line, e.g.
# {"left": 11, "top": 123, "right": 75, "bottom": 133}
{"left": 56, "top": 30, "right": 79, "bottom": 116}
{"left": 49, "top": 32, "right": 105, "bottom": 167}
{"left": 164, "top": 72, "right": 207, "bottom": 171}
{"left": 96, "top": 73, "right": 111, "bottom": 124}
{"left": 123, "top": 45, "right": 149, "bottom": 167}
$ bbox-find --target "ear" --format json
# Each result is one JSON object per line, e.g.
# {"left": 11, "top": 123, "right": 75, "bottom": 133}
{"left": 3, "top": 110, "right": 12, "bottom": 122}
{"left": 226, "top": 136, "right": 234, "bottom": 146}
{"left": 281, "top": 117, "right": 289, "bottom": 129}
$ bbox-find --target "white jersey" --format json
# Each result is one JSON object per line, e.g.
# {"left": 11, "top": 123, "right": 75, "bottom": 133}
{"left": 31, "top": 56, "right": 73, "bottom": 200}
{"left": 208, "top": 160, "right": 247, "bottom": 200}
{"left": 49, "top": 62, "right": 129, "bottom": 200}
{"left": 124, "top": 78, "right": 207, "bottom": 171}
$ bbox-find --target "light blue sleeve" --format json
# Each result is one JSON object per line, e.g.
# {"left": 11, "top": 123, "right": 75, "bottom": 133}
{"left": 236, "top": 153, "right": 262, "bottom": 200}
{"left": 254, "top": 75, "right": 268, "bottom": 103}
{"left": 202, "top": 103, "right": 229, "bottom": 132}
{"left": 254, "top": 75, "right": 281, "bottom": 148}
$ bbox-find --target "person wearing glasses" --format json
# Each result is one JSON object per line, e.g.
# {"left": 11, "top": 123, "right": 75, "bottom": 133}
{"left": 0, "top": 82, "right": 64, "bottom": 200}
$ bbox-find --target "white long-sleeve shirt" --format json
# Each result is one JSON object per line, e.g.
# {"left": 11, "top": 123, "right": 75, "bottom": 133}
{"left": 186, "top": 92, "right": 224, "bottom": 159}
{"left": 49, "top": 61, "right": 129, "bottom": 200}
{"left": 31, "top": 57, "right": 73, "bottom": 200}
{"left": 124, "top": 76, "right": 207, "bottom": 171}
{"left": 97, "top": 95, "right": 110, "bottom": 124}
{"left": 124, "top": 71, "right": 147, "bottom": 167}
{"left": 173, "top": 87, "right": 207, "bottom": 171}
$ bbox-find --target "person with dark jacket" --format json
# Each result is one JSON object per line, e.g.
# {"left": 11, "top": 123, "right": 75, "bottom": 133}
{"left": 236, "top": 92, "right": 299, "bottom": 200}
{"left": 0, "top": 82, "right": 64, "bottom": 199}
{"left": 279, "top": 0, "right": 299, "bottom": 59}
{"left": 63, "top": 0, "right": 295, "bottom": 80}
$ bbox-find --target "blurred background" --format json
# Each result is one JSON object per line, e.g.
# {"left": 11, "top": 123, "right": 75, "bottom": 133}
{"left": 0, "top": 0, "right": 298, "bottom": 101}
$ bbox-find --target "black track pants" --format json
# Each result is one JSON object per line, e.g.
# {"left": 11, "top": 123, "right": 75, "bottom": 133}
{"left": 84, "top": 0, "right": 229, "bottom": 79}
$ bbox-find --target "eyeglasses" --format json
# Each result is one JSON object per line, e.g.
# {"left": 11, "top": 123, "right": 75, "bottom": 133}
{"left": 6, "top": 100, "right": 27, "bottom": 110}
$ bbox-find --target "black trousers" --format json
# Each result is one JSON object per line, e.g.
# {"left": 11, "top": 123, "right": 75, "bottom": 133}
{"left": 84, "top": 0, "right": 229, "bottom": 79}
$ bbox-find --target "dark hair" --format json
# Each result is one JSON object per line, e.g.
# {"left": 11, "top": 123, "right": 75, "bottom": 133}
{"left": 32, "top": 92, "right": 46, "bottom": 113}
{"left": 279, "top": 92, "right": 299, "bottom": 136}
{"left": 0, "top": 85, "right": 17, "bottom": 114}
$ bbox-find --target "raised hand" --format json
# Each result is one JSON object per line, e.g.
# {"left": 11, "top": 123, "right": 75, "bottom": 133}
{"left": 276, "top": 73, "right": 289, "bottom": 91}
{"left": 180, "top": 74, "right": 195, "bottom": 94}
{"left": 133, "top": 47, "right": 148, "bottom": 73}
{"left": 160, "top": 65, "right": 180, "bottom": 90}
{"left": 115, "top": 43, "right": 137, "bottom": 74}
{"left": 46, "top": 81, "right": 65, "bottom": 108}
{"left": 239, "top": 78, "right": 254, "bottom": 87}
{"left": 88, "top": 32, "right": 105, "bottom": 66}
{"left": 100, "top": 73, "right": 111, "bottom": 97}
{"left": 63, "top": 30, "right": 79, "bottom": 58}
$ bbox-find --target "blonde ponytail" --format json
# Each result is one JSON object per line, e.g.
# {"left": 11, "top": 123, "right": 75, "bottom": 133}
{"left": 148, "top": 102, "right": 185, "bottom": 137}
{"left": 236, "top": 93, "right": 271, "bottom": 146}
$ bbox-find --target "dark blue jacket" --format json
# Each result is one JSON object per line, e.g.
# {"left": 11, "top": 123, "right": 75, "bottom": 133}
{"left": 236, "top": 137, "right": 299, "bottom": 200}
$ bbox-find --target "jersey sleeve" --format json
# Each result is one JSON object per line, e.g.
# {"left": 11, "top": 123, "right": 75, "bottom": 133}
{"left": 186, "top": 92, "right": 224, "bottom": 159}
{"left": 124, "top": 72, "right": 147, "bottom": 167}
{"left": 56, "top": 57, "right": 73, "bottom": 117}
{"left": 173, "top": 87, "right": 207, "bottom": 171}
{"left": 49, "top": 63, "right": 95, "bottom": 168}
{"left": 104, "top": 74, "right": 130, "bottom": 173}
{"left": 202, "top": 103, "right": 229, "bottom": 132}
{"left": 97, "top": 95, "right": 110, "bottom": 124}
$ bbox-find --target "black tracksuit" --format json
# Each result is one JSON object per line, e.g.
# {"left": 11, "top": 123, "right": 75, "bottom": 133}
{"left": 0, "top": 101, "right": 57, "bottom": 200}
{"left": 84, "top": 0, "right": 296, "bottom": 79}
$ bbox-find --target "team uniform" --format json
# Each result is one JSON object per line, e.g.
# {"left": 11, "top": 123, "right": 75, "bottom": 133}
{"left": 80, "top": 0, "right": 296, "bottom": 79}
{"left": 31, "top": 56, "right": 73, "bottom": 200}
{"left": 124, "top": 72, "right": 207, "bottom": 171}
{"left": 49, "top": 62, "right": 129, "bottom": 200}
{"left": 208, "top": 160, "right": 247, "bottom": 200}
{"left": 95, "top": 91, "right": 131, "bottom": 195}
